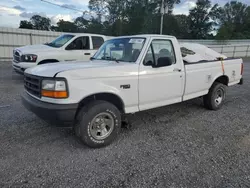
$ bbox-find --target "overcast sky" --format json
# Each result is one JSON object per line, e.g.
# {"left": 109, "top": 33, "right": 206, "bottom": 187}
{"left": 0, "top": 0, "right": 249, "bottom": 28}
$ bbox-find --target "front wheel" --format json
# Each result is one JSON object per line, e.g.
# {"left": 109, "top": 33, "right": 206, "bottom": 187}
{"left": 203, "top": 82, "right": 227, "bottom": 110}
{"left": 75, "top": 101, "right": 121, "bottom": 148}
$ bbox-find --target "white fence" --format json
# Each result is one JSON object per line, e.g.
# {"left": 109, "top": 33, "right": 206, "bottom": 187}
{"left": 0, "top": 27, "right": 63, "bottom": 62}
{"left": 207, "top": 44, "right": 250, "bottom": 58}
{"left": 179, "top": 39, "right": 250, "bottom": 45}
{"left": 0, "top": 27, "right": 250, "bottom": 62}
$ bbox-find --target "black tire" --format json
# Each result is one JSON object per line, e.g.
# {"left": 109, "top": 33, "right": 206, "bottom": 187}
{"left": 203, "top": 82, "right": 227, "bottom": 110}
{"left": 75, "top": 100, "right": 121, "bottom": 148}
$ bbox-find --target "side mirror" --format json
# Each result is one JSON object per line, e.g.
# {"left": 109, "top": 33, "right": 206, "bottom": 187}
{"left": 153, "top": 57, "right": 172, "bottom": 68}
{"left": 144, "top": 60, "right": 153, "bottom": 66}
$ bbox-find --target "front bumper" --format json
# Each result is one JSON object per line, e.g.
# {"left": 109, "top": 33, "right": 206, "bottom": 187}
{"left": 12, "top": 64, "right": 25, "bottom": 75}
{"left": 12, "top": 61, "right": 36, "bottom": 75}
{"left": 21, "top": 92, "right": 78, "bottom": 127}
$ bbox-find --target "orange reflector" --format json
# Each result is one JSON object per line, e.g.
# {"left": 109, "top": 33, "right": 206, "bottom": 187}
{"left": 41, "top": 90, "right": 68, "bottom": 98}
{"left": 221, "top": 60, "right": 225, "bottom": 74}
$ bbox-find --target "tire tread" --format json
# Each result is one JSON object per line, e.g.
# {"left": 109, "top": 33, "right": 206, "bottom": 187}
{"left": 203, "top": 82, "right": 226, "bottom": 110}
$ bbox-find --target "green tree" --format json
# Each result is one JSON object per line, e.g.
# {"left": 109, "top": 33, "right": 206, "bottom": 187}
{"left": 74, "top": 16, "right": 89, "bottom": 32}
{"left": 50, "top": 25, "right": 59, "bottom": 32}
{"left": 56, "top": 20, "right": 77, "bottom": 32}
{"left": 19, "top": 20, "right": 33, "bottom": 29}
{"left": 85, "top": 18, "right": 106, "bottom": 34}
{"left": 216, "top": 1, "right": 250, "bottom": 39}
{"left": 30, "top": 15, "right": 51, "bottom": 31}
{"left": 88, "top": 0, "right": 107, "bottom": 22}
{"left": 175, "top": 15, "right": 191, "bottom": 39}
{"left": 104, "top": 0, "right": 181, "bottom": 36}
{"left": 105, "top": 0, "right": 127, "bottom": 35}
{"left": 189, "top": 0, "right": 219, "bottom": 39}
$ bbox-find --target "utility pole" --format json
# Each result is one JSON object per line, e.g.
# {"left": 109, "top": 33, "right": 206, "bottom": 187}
{"left": 160, "top": 0, "right": 168, "bottom": 35}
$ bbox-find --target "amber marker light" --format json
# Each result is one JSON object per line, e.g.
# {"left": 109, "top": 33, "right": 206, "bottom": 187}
{"left": 41, "top": 79, "right": 68, "bottom": 99}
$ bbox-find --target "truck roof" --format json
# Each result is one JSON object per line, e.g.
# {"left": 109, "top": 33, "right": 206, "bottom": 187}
{"left": 62, "top": 33, "right": 113, "bottom": 38}
{"left": 113, "top": 34, "right": 176, "bottom": 39}
{"left": 61, "top": 34, "right": 175, "bottom": 40}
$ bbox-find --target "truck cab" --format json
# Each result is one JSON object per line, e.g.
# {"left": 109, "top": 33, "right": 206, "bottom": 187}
{"left": 12, "top": 33, "right": 112, "bottom": 74}
{"left": 21, "top": 34, "right": 243, "bottom": 148}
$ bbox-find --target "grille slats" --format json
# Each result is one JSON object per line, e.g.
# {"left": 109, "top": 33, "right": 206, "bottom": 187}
{"left": 13, "top": 50, "right": 21, "bottom": 63}
{"left": 24, "top": 74, "right": 41, "bottom": 98}
{"left": 24, "top": 83, "right": 39, "bottom": 92}
{"left": 24, "top": 78, "right": 39, "bottom": 86}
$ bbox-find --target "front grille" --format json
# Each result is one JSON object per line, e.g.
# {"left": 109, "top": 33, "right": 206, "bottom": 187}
{"left": 24, "top": 74, "right": 41, "bottom": 98}
{"left": 13, "top": 50, "right": 21, "bottom": 63}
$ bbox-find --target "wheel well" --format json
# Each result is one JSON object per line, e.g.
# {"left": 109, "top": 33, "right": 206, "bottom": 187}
{"left": 214, "top": 75, "right": 229, "bottom": 86}
{"left": 38, "top": 59, "right": 59, "bottom": 65}
{"left": 78, "top": 93, "right": 125, "bottom": 113}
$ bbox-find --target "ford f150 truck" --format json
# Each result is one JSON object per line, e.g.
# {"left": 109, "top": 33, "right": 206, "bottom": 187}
{"left": 13, "top": 33, "right": 112, "bottom": 74}
{"left": 21, "top": 34, "right": 243, "bottom": 148}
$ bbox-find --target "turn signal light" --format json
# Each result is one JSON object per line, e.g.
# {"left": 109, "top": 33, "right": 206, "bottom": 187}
{"left": 41, "top": 90, "right": 68, "bottom": 98}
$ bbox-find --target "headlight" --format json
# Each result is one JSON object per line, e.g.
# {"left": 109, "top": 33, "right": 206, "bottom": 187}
{"left": 21, "top": 54, "right": 37, "bottom": 62}
{"left": 41, "top": 79, "right": 68, "bottom": 98}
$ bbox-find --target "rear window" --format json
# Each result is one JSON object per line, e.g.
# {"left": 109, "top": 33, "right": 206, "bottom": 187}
{"left": 92, "top": 36, "right": 104, "bottom": 49}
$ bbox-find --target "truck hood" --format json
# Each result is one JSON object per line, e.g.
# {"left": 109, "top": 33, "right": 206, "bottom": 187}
{"left": 15, "top": 44, "right": 56, "bottom": 54}
{"left": 25, "top": 60, "right": 132, "bottom": 77}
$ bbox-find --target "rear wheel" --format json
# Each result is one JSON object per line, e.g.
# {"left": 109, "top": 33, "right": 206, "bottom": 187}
{"left": 75, "top": 100, "right": 121, "bottom": 148}
{"left": 203, "top": 82, "right": 226, "bottom": 110}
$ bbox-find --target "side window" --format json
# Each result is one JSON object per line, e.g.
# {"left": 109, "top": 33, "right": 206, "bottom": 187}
{"left": 144, "top": 45, "right": 154, "bottom": 66}
{"left": 66, "top": 36, "right": 90, "bottom": 50}
{"left": 151, "top": 39, "right": 176, "bottom": 64}
{"left": 92, "top": 36, "right": 104, "bottom": 49}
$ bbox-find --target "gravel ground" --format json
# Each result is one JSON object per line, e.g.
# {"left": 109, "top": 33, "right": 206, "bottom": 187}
{"left": 0, "top": 61, "right": 250, "bottom": 188}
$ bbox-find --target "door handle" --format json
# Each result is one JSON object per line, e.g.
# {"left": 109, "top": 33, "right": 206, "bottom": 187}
{"left": 173, "top": 68, "right": 181, "bottom": 72}
{"left": 84, "top": 53, "right": 91, "bottom": 55}
{"left": 65, "top": 59, "right": 76, "bottom": 61}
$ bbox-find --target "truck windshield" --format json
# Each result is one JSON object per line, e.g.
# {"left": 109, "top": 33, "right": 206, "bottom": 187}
{"left": 93, "top": 37, "right": 145, "bottom": 63}
{"left": 45, "top": 34, "right": 75, "bottom": 48}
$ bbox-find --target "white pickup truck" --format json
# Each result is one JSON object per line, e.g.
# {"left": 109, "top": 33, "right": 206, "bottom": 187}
{"left": 21, "top": 34, "right": 243, "bottom": 148}
{"left": 12, "top": 33, "right": 112, "bottom": 74}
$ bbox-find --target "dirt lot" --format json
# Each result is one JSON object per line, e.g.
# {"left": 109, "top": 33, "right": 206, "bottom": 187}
{"left": 0, "top": 61, "right": 250, "bottom": 188}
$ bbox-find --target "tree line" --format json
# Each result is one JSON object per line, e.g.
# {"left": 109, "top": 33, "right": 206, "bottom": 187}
{"left": 19, "top": 0, "right": 250, "bottom": 40}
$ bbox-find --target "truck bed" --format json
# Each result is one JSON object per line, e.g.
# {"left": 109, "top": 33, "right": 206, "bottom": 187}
{"left": 180, "top": 43, "right": 227, "bottom": 64}
{"left": 183, "top": 57, "right": 243, "bottom": 101}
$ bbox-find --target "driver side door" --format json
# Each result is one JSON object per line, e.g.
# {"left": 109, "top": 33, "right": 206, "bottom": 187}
{"left": 139, "top": 38, "right": 184, "bottom": 111}
{"left": 63, "top": 36, "right": 91, "bottom": 61}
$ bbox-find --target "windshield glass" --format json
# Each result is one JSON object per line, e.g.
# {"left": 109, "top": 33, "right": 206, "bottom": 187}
{"left": 46, "top": 34, "right": 75, "bottom": 48}
{"left": 93, "top": 37, "right": 146, "bottom": 62}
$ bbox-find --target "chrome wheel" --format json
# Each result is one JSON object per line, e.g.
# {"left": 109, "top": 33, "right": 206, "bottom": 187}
{"left": 215, "top": 88, "right": 224, "bottom": 106}
{"left": 89, "top": 112, "right": 115, "bottom": 140}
